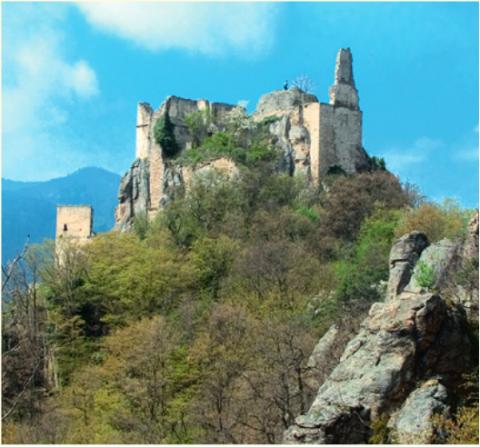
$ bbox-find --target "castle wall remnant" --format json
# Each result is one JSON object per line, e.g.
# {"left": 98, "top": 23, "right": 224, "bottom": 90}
{"left": 136, "top": 103, "right": 153, "bottom": 160}
{"left": 115, "top": 48, "right": 371, "bottom": 230}
{"left": 56, "top": 205, "right": 93, "bottom": 242}
{"left": 55, "top": 205, "right": 94, "bottom": 261}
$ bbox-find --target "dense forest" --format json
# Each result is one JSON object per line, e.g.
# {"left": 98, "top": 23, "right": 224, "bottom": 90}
{"left": 2, "top": 134, "right": 478, "bottom": 443}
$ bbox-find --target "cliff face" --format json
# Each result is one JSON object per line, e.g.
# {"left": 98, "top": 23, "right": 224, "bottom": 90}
{"left": 284, "top": 213, "right": 479, "bottom": 444}
{"left": 115, "top": 48, "right": 371, "bottom": 230}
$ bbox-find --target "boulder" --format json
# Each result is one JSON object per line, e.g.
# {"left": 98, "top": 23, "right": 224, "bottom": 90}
{"left": 304, "top": 324, "right": 339, "bottom": 390}
{"left": 407, "top": 238, "right": 462, "bottom": 292}
{"left": 386, "top": 231, "right": 429, "bottom": 300}
{"left": 388, "top": 379, "right": 450, "bottom": 443}
{"left": 255, "top": 88, "right": 318, "bottom": 118}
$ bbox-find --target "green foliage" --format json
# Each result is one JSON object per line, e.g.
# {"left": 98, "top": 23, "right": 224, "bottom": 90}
{"left": 259, "top": 115, "right": 280, "bottom": 126}
{"left": 336, "top": 208, "right": 401, "bottom": 303}
{"left": 6, "top": 141, "right": 476, "bottom": 444}
{"left": 154, "top": 112, "right": 178, "bottom": 156}
{"left": 327, "top": 164, "right": 347, "bottom": 176}
{"left": 414, "top": 260, "right": 436, "bottom": 289}
{"left": 395, "top": 199, "right": 473, "bottom": 242}
{"left": 295, "top": 204, "right": 320, "bottom": 222}
{"left": 132, "top": 211, "right": 150, "bottom": 240}
{"left": 369, "top": 155, "right": 387, "bottom": 171}
{"left": 190, "top": 235, "right": 239, "bottom": 299}
{"left": 368, "top": 415, "right": 391, "bottom": 444}
{"left": 177, "top": 108, "right": 279, "bottom": 169}
{"left": 185, "top": 110, "right": 212, "bottom": 148}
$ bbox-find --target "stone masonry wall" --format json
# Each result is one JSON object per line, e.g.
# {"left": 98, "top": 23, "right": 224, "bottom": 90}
{"left": 56, "top": 205, "right": 93, "bottom": 241}
{"left": 318, "top": 104, "right": 363, "bottom": 176}
{"left": 136, "top": 103, "right": 153, "bottom": 160}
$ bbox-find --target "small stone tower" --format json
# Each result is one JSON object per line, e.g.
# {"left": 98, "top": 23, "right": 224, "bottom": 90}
{"left": 55, "top": 205, "right": 93, "bottom": 262}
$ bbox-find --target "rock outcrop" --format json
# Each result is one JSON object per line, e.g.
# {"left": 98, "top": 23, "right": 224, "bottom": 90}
{"left": 115, "top": 48, "right": 372, "bottom": 230}
{"left": 386, "top": 231, "right": 429, "bottom": 300}
{"left": 285, "top": 223, "right": 477, "bottom": 444}
{"left": 388, "top": 379, "right": 450, "bottom": 443}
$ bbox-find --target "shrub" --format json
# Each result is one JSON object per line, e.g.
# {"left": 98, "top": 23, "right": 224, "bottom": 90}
{"left": 369, "top": 156, "right": 387, "bottom": 171}
{"left": 395, "top": 200, "right": 472, "bottom": 243}
{"left": 414, "top": 260, "right": 436, "bottom": 289}
{"left": 319, "top": 171, "right": 409, "bottom": 243}
{"left": 185, "top": 110, "right": 211, "bottom": 148}
{"left": 335, "top": 208, "right": 401, "bottom": 303}
{"left": 327, "top": 165, "right": 347, "bottom": 176}
{"left": 154, "top": 112, "right": 178, "bottom": 156}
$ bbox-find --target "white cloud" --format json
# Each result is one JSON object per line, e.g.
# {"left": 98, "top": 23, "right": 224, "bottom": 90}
{"left": 454, "top": 146, "right": 479, "bottom": 162}
{"left": 3, "top": 4, "right": 100, "bottom": 180}
{"left": 67, "top": 60, "right": 99, "bottom": 98}
{"left": 77, "top": 3, "right": 276, "bottom": 57}
{"left": 382, "top": 137, "right": 442, "bottom": 171}
{"left": 451, "top": 126, "right": 479, "bottom": 163}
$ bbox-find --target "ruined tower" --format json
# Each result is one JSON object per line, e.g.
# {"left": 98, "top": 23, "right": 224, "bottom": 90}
{"left": 55, "top": 205, "right": 93, "bottom": 262}
{"left": 303, "top": 47, "right": 367, "bottom": 185}
{"left": 329, "top": 48, "right": 360, "bottom": 110}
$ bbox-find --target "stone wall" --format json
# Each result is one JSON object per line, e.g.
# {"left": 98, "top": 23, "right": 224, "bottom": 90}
{"left": 318, "top": 104, "right": 364, "bottom": 176}
{"left": 303, "top": 102, "right": 321, "bottom": 184}
{"left": 56, "top": 205, "right": 93, "bottom": 262}
{"left": 56, "top": 205, "right": 93, "bottom": 242}
{"left": 136, "top": 103, "right": 153, "bottom": 160}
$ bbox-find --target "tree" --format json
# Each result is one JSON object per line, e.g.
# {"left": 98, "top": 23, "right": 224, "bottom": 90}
{"left": 2, "top": 243, "right": 55, "bottom": 422}
{"left": 292, "top": 74, "right": 315, "bottom": 94}
{"left": 154, "top": 112, "right": 178, "bottom": 156}
{"left": 395, "top": 199, "right": 472, "bottom": 242}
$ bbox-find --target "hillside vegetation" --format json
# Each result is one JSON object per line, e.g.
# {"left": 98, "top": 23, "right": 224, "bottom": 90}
{"left": 2, "top": 153, "right": 476, "bottom": 443}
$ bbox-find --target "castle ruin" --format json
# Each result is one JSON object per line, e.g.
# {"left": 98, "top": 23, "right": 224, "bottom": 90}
{"left": 55, "top": 205, "right": 93, "bottom": 262}
{"left": 111, "top": 48, "right": 370, "bottom": 229}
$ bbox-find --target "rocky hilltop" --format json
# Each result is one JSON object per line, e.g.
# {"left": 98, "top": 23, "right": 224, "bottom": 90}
{"left": 115, "top": 48, "right": 371, "bottom": 230}
{"left": 284, "top": 213, "right": 479, "bottom": 444}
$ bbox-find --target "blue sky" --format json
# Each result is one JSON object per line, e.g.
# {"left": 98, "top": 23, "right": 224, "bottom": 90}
{"left": 2, "top": 2, "right": 478, "bottom": 207}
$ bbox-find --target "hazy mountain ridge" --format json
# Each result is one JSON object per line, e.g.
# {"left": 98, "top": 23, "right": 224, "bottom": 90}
{"left": 2, "top": 167, "right": 120, "bottom": 264}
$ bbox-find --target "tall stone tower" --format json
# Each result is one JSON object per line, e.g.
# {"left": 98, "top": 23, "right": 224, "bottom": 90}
{"left": 304, "top": 47, "right": 367, "bottom": 184}
{"left": 55, "top": 205, "right": 93, "bottom": 262}
{"left": 329, "top": 48, "right": 360, "bottom": 110}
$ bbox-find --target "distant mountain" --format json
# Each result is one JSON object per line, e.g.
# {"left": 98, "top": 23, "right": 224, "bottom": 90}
{"left": 2, "top": 167, "right": 121, "bottom": 265}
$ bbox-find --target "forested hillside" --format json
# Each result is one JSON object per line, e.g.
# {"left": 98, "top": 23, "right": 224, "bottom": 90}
{"left": 2, "top": 154, "right": 477, "bottom": 443}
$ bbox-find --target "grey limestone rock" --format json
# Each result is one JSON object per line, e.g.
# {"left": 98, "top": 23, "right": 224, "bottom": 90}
{"left": 388, "top": 379, "right": 450, "bottom": 443}
{"left": 407, "top": 238, "right": 462, "bottom": 292}
{"left": 115, "top": 158, "right": 150, "bottom": 231}
{"left": 284, "top": 290, "right": 470, "bottom": 444}
{"left": 387, "top": 231, "right": 429, "bottom": 300}
{"left": 255, "top": 88, "right": 318, "bottom": 117}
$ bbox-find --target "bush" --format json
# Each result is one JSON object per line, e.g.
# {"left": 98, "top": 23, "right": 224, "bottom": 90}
{"left": 414, "top": 260, "right": 436, "bottom": 289}
{"left": 335, "top": 208, "right": 401, "bottom": 303}
{"left": 185, "top": 110, "right": 211, "bottom": 148}
{"left": 318, "top": 171, "right": 409, "bottom": 243}
{"left": 395, "top": 200, "right": 472, "bottom": 243}
{"left": 369, "top": 156, "right": 387, "bottom": 171}
{"left": 154, "top": 112, "right": 178, "bottom": 156}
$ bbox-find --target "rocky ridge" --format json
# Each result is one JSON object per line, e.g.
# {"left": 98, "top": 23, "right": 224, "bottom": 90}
{"left": 284, "top": 213, "right": 478, "bottom": 444}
